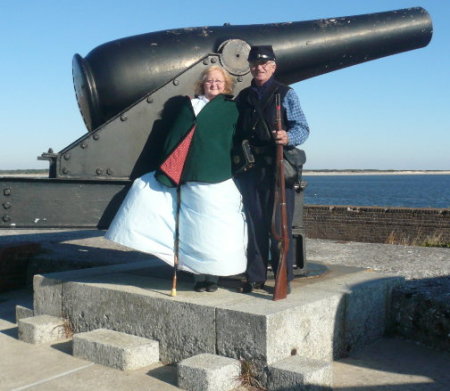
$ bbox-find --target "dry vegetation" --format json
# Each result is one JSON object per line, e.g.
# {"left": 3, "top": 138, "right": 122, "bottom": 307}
{"left": 386, "top": 231, "right": 449, "bottom": 248}
{"left": 236, "top": 360, "right": 266, "bottom": 391}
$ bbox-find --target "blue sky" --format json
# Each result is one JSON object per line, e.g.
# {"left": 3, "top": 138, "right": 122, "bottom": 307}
{"left": 1, "top": 0, "right": 448, "bottom": 170}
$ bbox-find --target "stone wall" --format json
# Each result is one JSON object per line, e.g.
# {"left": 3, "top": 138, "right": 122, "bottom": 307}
{"left": 390, "top": 277, "right": 450, "bottom": 352}
{"left": 304, "top": 205, "right": 450, "bottom": 245}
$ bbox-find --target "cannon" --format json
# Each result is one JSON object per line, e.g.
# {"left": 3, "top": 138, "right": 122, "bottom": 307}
{"left": 1, "top": 7, "right": 432, "bottom": 251}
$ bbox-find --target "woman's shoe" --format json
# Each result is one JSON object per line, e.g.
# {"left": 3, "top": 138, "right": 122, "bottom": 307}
{"left": 194, "top": 282, "right": 207, "bottom": 292}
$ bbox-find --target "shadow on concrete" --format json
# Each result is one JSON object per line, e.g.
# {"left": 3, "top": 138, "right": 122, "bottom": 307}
{"left": 390, "top": 276, "right": 450, "bottom": 352}
{"left": 269, "top": 387, "right": 332, "bottom": 391}
{"left": 32, "top": 253, "right": 202, "bottom": 298}
{"left": 0, "top": 326, "right": 18, "bottom": 338}
{"left": 0, "top": 229, "right": 104, "bottom": 246}
{"left": 330, "top": 275, "right": 450, "bottom": 391}
{"left": 0, "top": 307, "right": 17, "bottom": 324}
{"left": 334, "top": 386, "right": 439, "bottom": 391}
{"left": 333, "top": 338, "right": 450, "bottom": 390}
{"left": 51, "top": 340, "right": 73, "bottom": 355}
{"left": 0, "top": 288, "right": 33, "bottom": 322}
{"left": 26, "top": 241, "right": 151, "bottom": 279}
{"left": 146, "top": 364, "right": 177, "bottom": 386}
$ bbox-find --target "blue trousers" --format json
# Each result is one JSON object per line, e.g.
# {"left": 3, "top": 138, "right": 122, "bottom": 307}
{"left": 237, "top": 166, "right": 295, "bottom": 283}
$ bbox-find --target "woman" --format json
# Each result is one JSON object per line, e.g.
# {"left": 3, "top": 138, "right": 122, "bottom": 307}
{"left": 106, "top": 66, "right": 247, "bottom": 293}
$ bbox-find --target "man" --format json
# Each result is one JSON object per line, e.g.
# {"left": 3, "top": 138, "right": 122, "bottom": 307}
{"left": 236, "top": 45, "right": 309, "bottom": 293}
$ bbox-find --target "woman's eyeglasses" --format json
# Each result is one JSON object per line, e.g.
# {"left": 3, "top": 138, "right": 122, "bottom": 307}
{"left": 205, "top": 80, "right": 225, "bottom": 84}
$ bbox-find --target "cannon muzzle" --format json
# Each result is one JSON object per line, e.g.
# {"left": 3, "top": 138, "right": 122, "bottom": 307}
{"left": 73, "top": 7, "right": 432, "bottom": 131}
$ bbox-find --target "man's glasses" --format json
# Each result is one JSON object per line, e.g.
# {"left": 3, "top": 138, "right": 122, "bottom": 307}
{"left": 249, "top": 61, "right": 275, "bottom": 69}
{"left": 205, "top": 80, "right": 225, "bottom": 84}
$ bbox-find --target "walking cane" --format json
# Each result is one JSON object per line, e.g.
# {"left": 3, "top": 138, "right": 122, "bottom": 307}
{"left": 171, "top": 185, "right": 181, "bottom": 297}
{"left": 159, "top": 124, "right": 197, "bottom": 297}
{"left": 160, "top": 124, "right": 195, "bottom": 296}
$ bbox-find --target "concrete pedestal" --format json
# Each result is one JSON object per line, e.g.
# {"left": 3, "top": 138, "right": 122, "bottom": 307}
{"left": 32, "top": 260, "right": 401, "bottom": 389}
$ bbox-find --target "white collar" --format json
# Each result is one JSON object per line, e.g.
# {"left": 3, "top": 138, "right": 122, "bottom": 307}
{"left": 197, "top": 95, "right": 210, "bottom": 103}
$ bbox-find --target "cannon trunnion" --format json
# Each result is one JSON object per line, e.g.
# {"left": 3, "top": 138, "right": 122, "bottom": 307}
{"left": 1, "top": 8, "right": 432, "bottom": 234}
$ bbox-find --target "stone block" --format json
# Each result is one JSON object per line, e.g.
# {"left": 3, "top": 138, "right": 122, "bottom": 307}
{"left": 15, "top": 305, "right": 34, "bottom": 322}
{"left": 299, "top": 269, "right": 403, "bottom": 359}
{"left": 33, "top": 261, "right": 157, "bottom": 317}
{"left": 342, "top": 277, "right": 392, "bottom": 352}
{"left": 216, "top": 288, "right": 343, "bottom": 366}
{"left": 266, "top": 292, "right": 343, "bottom": 364}
{"left": 268, "top": 355, "right": 332, "bottom": 391}
{"left": 18, "top": 315, "right": 67, "bottom": 344}
{"left": 33, "top": 274, "right": 64, "bottom": 317}
{"left": 63, "top": 279, "right": 216, "bottom": 363}
{"left": 177, "top": 353, "right": 240, "bottom": 391}
{"left": 310, "top": 272, "right": 402, "bottom": 357}
{"left": 73, "top": 328, "right": 159, "bottom": 370}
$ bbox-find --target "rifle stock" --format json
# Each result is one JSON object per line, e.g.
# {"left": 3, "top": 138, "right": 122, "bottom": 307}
{"left": 272, "top": 93, "right": 290, "bottom": 301}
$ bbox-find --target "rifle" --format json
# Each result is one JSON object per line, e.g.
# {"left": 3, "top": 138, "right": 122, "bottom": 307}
{"left": 272, "top": 93, "right": 290, "bottom": 301}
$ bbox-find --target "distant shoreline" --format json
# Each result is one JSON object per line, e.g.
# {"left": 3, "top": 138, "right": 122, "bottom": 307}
{"left": 303, "top": 170, "right": 450, "bottom": 176}
{"left": 1, "top": 169, "right": 449, "bottom": 178}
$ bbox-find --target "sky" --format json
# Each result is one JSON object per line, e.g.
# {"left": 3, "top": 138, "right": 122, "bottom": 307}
{"left": 0, "top": 0, "right": 449, "bottom": 171}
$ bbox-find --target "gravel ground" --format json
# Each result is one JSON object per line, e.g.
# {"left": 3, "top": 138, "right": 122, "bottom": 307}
{"left": 306, "top": 238, "right": 449, "bottom": 280}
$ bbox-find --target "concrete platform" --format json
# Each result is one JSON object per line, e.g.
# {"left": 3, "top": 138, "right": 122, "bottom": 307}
{"left": 30, "top": 259, "right": 401, "bottom": 388}
{"left": 2, "top": 289, "right": 450, "bottom": 391}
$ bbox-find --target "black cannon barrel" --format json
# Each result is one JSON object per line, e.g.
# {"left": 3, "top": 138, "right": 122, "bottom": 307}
{"left": 73, "top": 7, "right": 432, "bottom": 131}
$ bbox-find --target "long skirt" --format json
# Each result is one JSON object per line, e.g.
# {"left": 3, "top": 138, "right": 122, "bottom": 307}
{"left": 105, "top": 172, "right": 247, "bottom": 276}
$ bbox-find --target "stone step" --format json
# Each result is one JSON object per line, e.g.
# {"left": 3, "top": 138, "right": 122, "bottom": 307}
{"left": 18, "top": 314, "right": 68, "bottom": 344}
{"left": 177, "top": 353, "right": 241, "bottom": 391}
{"left": 73, "top": 328, "right": 160, "bottom": 370}
{"left": 268, "top": 355, "right": 332, "bottom": 390}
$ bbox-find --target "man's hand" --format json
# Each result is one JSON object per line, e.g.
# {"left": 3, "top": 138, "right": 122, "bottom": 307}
{"left": 272, "top": 130, "right": 289, "bottom": 145}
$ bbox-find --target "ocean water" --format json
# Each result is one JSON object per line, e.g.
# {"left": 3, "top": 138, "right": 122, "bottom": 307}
{"left": 302, "top": 174, "right": 450, "bottom": 209}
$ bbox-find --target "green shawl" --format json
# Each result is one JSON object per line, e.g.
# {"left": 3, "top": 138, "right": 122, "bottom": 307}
{"left": 155, "top": 94, "right": 238, "bottom": 187}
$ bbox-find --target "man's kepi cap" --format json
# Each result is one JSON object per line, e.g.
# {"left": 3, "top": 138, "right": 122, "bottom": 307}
{"left": 248, "top": 45, "right": 276, "bottom": 63}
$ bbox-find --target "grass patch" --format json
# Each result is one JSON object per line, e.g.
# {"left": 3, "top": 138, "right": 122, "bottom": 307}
{"left": 386, "top": 231, "right": 449, "bottom": 248}
{"left": 237, "top": 359, "right": 266, "bottom": 390}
